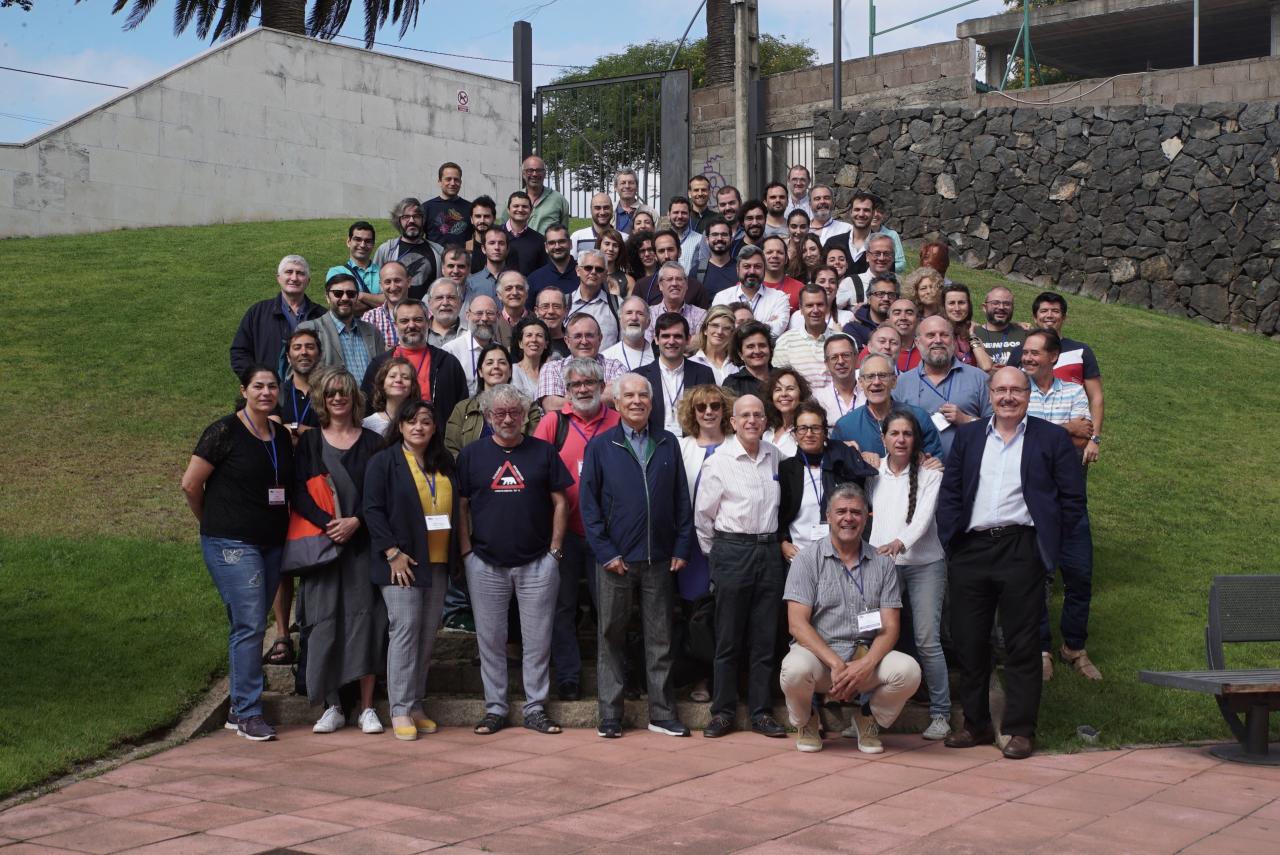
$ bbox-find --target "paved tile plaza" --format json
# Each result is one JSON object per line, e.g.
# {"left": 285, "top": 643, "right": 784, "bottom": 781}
{"left": 3, "top": 726, "right": 1280, "bottom": 853}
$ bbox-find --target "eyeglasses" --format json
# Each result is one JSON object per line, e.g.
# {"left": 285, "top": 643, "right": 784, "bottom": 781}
{"left": 694, "top": 401, "right": 723, "bottom": 413}
{"left": 488, "top": 409, "right": 523, "bottom": 421}
{"left": 523, "top": 168, "right": 546, "bottom": 175}
{"left": 324, "top": 389, "right": 348, "bottom": 399}
{"left": 868, "top": 290, "right": 897, "bottom": 299}
{"left": 794, "top": 424, "right": 826, "bottom": 435}
{"left": 991, "top": 386, "right": 1031, "bottom": 396}
{"left": 580, "top": 265, "right": 605, "bottom": 273}
{"left": 328, "top": 290, "right": 359, "bottom": 299}
{"left": 567, "top": 379, "right": 600, "bottom": 390}
{"left": 349, "top": 237, "right": 374, "bottom": 245}
{"left": 860, "top": 372, "right": 893, "bottom": 382}
{"left": 868, "top": 250, "right": 893, "bottom": 258}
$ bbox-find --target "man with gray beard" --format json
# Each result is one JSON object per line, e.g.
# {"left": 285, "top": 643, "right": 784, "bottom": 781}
{"left": 603, "top": 296, "right": 655, "bottom": 370}
{"left": 892, "top": 315, "right": 992, "bottom": 460}
{"left": 426, "top": 277, "right": 467, "bottom": 347}
{"left": 445, "top": 295, "right": 501, "bottom": 396}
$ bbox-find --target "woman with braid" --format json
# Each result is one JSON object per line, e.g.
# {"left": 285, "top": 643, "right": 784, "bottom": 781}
{"left": 866, "top": 408, "right": 951, "bottom": 742}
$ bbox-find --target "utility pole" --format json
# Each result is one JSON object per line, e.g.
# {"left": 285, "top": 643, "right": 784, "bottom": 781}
{"left": 731, "top": 0, "right": 759, "bottom": 196}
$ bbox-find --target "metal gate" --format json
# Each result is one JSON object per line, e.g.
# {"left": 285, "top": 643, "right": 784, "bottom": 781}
{"left": 534, "top": 71, "right": 689, "bottom": 220}
{"left": 758, "top": 127, "right": 815, "bottom": 190}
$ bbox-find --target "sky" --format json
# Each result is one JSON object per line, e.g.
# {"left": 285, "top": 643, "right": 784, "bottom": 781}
{"left": 0, "top": 0, "right": 1008, "bottom": 143}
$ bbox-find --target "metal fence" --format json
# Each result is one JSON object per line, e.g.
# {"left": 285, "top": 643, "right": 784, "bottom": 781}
{"left": 758, "top": 127, "right": 815, "bottom": 188}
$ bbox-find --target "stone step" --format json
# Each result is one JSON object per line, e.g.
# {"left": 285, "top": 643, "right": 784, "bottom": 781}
{"left": 266, "top": 659, "right": 605, "bottom": 696}
{"left": 260, "top": 691, "right": 949, "bottom": 734}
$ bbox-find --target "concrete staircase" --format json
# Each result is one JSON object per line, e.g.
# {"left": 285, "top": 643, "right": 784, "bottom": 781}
{"left": 252, "top": 626, "right": 959, "bottom": 735}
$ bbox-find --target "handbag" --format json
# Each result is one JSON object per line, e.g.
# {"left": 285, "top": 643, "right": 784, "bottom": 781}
{"left": 281, "top": 474, "right": 343, "bottom": 576}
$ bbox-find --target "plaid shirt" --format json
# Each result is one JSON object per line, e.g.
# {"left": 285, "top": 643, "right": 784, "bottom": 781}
{"left": 367, "top": 304, "right": 398, "bottom": 348}
{"left": 1028, "top": 377, "right": 1090, "bottom": 426}
{"left": 536, "top": 354, "right": 625, "bottom": 400}
{"left": 332, "top": 315, "right": 372, "bottom": 382}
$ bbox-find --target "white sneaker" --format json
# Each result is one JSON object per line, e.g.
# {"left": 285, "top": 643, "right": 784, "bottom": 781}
{"left": 313, "top": 704, "right": 345, "bottom": 733}
{"left": 922, "top": 714, "right": 952, "bottom": 741}
{"left": 358, "top": 707, "right": 384, "bottom": 734}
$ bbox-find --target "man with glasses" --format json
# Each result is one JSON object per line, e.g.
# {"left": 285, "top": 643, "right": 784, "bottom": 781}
{"left": 535, "top": 288, "right": 571, "bottom": 359}
{"left": 844, "top": 234, "right": 897, "bottom": 309}
{"left": 426, "top": 277, "right": 467, "bottom": 348}
{"left": 297, "top": 273, "right": 386, "bottom": 381}
{"left": 892, "top": 316, "right": 992, "bottom": 460}
{"left": 972, "top": 286, "right": 1025, "bottom": 367}
{"left": 528, "top": 225, "right": 579, "bottom": 306}
{"left": 445, "top": 295, "right": 501, "bottom": 396}
{"left": 785, "top": 164, "right": 812, "bottom": 217}
{"left": 813, "top": 334, "right": 860, "bottom": 425}
{"left": 842, "top": 272, "right": 899, "bottom": 351}
{"left": 831, "top": 354, "right": 943, "bottom": 459}
{"left": 512, "top": 155, "right": 569, "bottom": 234}
{"left": 937, "top": 367, "right": 1086, "bottom": 760}
{"left": 537, "top": 313, "right": 626, "bottom": 412}
{"left": 695, "top": 394, "right": 787, "bottom": 739}
{"left": 646, "top": 262, "right": 706, "bottom": 341}
{"left": 327, "top": 221, "right": 381, "bottom": 312}
{"left": 568, "top": 249, "right": 621, "bottom": 349}
{"left": 373, "top": 197, "right": 443, "bottom": 300}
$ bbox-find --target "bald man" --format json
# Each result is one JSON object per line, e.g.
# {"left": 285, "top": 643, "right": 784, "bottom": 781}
{"left": 972, "top": 286, "right": 1025, "bottom": 367}
{"left": 570, "top": 192, "right": 627, "bottom": 254}
{"left": 694, "top": 394, "right": 787, "bottom": 739}
{"left": 892, "top": 315, "right": 992, "bottom": 459}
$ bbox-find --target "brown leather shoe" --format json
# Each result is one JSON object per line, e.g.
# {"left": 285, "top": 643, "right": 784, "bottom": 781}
{"left": 1060, "top": 645, "right": 1102, "bottom": 680}
{"left": 944, "top": 726, "right": 995, "bottom": 748}
{"left": 1002, "top": 735, "right": 1034, "bottom": 759}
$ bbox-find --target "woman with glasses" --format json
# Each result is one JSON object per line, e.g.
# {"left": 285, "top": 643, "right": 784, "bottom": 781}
{"left": 690, "top": 306, "right": 740, "bottom": 384}
{"left": 444, "top": 342, "right": 542, "bottom": 458}
{"left": 763, "top": 368, "right": 812, "bottom": 458}
{"left": 675, "top": 384, "right": 737, "bottom": 703}
{"left": 292, "top": 367, "right": 387, "bottom": 736}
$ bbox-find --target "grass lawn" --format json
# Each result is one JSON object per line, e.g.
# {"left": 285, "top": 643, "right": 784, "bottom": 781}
{"left": 1, "top": 216, "right": 1278, "bottom": 796}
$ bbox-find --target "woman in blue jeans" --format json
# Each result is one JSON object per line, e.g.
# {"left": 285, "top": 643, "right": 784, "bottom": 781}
{"left": 182, "top": 365, "right": 295, "bottom": 742}
{"left": 866, "top": 408, "right": 951, "bottom": 741}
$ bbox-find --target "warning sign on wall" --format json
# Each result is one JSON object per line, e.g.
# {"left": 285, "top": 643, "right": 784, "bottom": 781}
{"left": 457, "top": 90, "right": 470, "bottom": 113}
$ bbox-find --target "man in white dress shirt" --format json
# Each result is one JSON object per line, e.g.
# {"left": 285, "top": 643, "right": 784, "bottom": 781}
{"left": 443, "top": 295, "right": 499, "bottom": 395}
{"left": 710, "top": 246, "right": 791, "bottom": 338}
{"left": 808, "top": 185, "right": 851, "bottom": 245}
{"left": 603, "top": 296, "right": 655, "bottom": 370}
{"left": 567, "top": 249, "right": 621, "bottom": 349}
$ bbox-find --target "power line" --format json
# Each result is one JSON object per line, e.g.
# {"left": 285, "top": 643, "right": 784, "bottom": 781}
{"left": 0, "top": 64, "right": 128, "bottom": 89}
{"left": 0, "top": 110, "right": 55, "bottom": 125}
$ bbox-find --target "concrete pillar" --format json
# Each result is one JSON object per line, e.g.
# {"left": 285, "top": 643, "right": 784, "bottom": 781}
{"left": 985, "top": 45, "right": 1008, "bottom": 89}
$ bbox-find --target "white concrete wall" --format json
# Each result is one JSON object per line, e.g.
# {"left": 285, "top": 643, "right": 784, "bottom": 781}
{"left": 0, "top": 28, "right": 521, "bottom": 237}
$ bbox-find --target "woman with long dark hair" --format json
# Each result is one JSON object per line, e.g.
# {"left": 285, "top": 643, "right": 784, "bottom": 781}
{"left": 867, "top": 408, "right": 950, "bottom": 741}
{"left": 625, "top": 230, "right": 659, "bottom": 296}
{"left": 787, "top": 232, "right": 824, "bottom": 283}
{"left": 363, "top": 399, "right": 462, "bottom": 740}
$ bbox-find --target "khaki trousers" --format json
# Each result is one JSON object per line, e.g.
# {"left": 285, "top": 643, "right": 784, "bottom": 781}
{"left": 780, "top": 644, "right": 921, "bottom": 728}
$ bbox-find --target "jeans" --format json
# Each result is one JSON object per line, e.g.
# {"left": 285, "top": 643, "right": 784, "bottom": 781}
{"left": 201, "top": 536, "right": 282, "bottom": 719}
{"left": 596, "top": 559, "right": 676, "bottom": 721}
{"left": 551, "top": 532, "right": 597, "bottom": 686}
{"left": 1040, "top": 514, "right": 1094, "bottom": 651}
{"left": 897, "top": 559, "right": 950, "bottom": 717}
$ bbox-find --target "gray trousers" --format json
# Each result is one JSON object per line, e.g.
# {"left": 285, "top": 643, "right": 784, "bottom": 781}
{"left": 466, "top": 552, "right": 558, "bottom": 716}
{"left": 380, "top": 564, "right": 448, "bottom": 717}
{"left": 596, "top": 559, "right": 677, "bottom": 721}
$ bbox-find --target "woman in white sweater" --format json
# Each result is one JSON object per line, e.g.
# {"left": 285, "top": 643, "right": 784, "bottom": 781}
{"left": 867, "top": 408, "right": 951, "bottom": 741}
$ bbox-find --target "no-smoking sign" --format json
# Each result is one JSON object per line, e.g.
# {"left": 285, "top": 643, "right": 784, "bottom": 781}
{"left": 457, "top": 90, "right": 470, "bottom": 113}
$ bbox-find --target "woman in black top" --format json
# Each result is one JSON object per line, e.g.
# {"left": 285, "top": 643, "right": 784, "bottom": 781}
{"left": 292, "top": 367, "right": 387, "bottom": 736}
{"left": 181, "top": 365, "right": 295, "bottom": 742}
{"left": 721, "top": 320, "right": 775, "bottom": 399}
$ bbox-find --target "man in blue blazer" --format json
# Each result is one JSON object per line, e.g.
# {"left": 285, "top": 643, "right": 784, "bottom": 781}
{"left": 935, "top": 367, "right": 1086, "bottom": 759}
{"left": 635, "top": 312, "right": 715, "bottom": 437}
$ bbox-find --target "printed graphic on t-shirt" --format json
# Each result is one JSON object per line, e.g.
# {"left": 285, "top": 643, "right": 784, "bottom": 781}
{"left": 490, "top": 461, "right": 526, "bottom": 491}
{"left": 433, "top": 207, "right": 468, "bottom": 240}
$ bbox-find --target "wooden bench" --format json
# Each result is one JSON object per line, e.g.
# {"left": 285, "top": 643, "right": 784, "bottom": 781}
{"left": 1140, "top": 575, "right": 1280, "bottom": 765}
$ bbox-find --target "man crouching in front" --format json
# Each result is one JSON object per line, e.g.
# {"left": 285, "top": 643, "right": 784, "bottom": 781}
{"left": 780, "top": 484, "right": 921, "bottom": 753}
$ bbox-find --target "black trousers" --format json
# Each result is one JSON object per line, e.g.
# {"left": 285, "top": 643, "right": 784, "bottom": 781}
{"left": 709, "top": 536, "right": 784, "bottom": 719}
{"left": 948, "top": 526, "right": 1043, "bottom": 739}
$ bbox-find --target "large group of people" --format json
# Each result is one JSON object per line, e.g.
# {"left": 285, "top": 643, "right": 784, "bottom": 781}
{"left": 183, "top": 157, "right": 1104, "bottom": 760}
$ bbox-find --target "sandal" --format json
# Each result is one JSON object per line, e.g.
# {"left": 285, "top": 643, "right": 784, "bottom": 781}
{"left": 1059, "top": 645, "right": 1103, "bottom": 681}
{"left": 523, "top": 710, "right": 562, "bottom": 734}
{"left": 474, "top": 712, "right": 506, "bottom": 735}
{"left": 263, "top": 637, "right": 295, "bottom": 665}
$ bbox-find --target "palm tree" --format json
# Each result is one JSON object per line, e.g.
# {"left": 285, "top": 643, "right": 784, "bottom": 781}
{"left": 87, "top": 0, "right": 425, "bottom": 48}
{"left": 704, "top": 0, "right": 734, "bottom": 86}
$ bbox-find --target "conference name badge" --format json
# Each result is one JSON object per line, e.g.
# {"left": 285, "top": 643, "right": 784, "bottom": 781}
{"left": 267, "top": 487, "right": 286, "bottom": 506}
{"left": 425, "top": 514, "right": 451, "bottom": 531}
{"left": 857, "top": 609, "right": 882, "bottom": 633}
{"left": 930, "top": 411, "right": 950, "bottom": 432}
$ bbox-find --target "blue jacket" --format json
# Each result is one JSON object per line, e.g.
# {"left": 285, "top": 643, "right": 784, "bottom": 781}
{"left": 579, "top": 423, "right": 694, "bottom": 565}
{"left": 229, "top": 294, "right": 326, "bottom": 378}
{"left": 936, "top": 416, "right": 1087, "bottom": 572}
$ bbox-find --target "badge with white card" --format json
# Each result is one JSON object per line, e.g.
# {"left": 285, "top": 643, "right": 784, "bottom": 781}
{"left": 931, "top": 411, "right": 951, "bottom": 432}
{"left": 810, "top": 523, "right": 830, "bottom": 541}
{"left": 268, "top": 487, "right": 286, "bottom": 506}
{"left": 857, "top": 609, "right": 882, "bottom": 633}
{"left": 425, "top": 514, "right": 451, "bottom": 531}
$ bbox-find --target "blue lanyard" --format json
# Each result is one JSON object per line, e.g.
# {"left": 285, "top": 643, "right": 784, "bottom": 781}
{"left": 920, "top": 370, "right": 954, "bottom": 403}
{"left": 800, "top": 450, "right": 824, "bottom": 508}
{"left": 832, "top": 385, "right": 852, "bottom": 418}
{"left": 843, "top": 558, "right": 865, "bottom": 598}
{"left": 291, "top": 386, "right": 311, "bottom": 425}
{"left": 240, "top": 411, "right": 279, "bottom": 485}
{"left": 569, "top": 415, "right": 604, "bottom": 445}
{"left": 406, "top": 446, "right": 439, "bottom": 503}
{"left": 664, "top": 367, "right": 685, "bottom": 413}
{"left": 621, "top": 344, "right": 648, "bottom": 370}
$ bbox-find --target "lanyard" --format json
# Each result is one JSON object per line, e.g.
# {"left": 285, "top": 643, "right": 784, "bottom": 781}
{"left": 832, "top": 385, "right": 853, "bottom": 419}
{"left": 240, "top": 410, "right": 279, "bottom": 485}
{"left": 663, "top": 367, "right": 685, "bottom": 414}
{"left": 740, "top": 289, "right": 762, "bottom": 314}
{"left": 621, "top": 344, "right": 648, "bottom": 370}
{"left": 406, "top": 447, "right": 439, "bottom": 504}
{"left": 291, "top": 386, "right": 311, "bottom": 425}
{"left": 800, "top": 450, "right": 824, "bottom": 508}
{"left": 569, "top": 415, "right": 604, "bottom": 445}
{"left": 920, "top": 370, "right": 954, "bottom": 403}
{"left": 843, "top": 558, "right": 865, "bottom": 598}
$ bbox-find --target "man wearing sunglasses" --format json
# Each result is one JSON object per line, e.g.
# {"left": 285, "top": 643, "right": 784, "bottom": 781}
{"left": 568, "top": 249, "right": 621, "bottom": 349}
{"left": 842, "top": 273, "right": 900, "bottom": 352}
{"left": 297, "top": 273, "right": 387, "bottom": 382}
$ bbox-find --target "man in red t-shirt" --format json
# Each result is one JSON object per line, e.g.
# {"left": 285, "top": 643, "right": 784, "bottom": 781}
{"left": 531, "top": 357, "right": 621, "bottom": 701}
{"left": 762, "top": 234, "right": 806, "bottom": 311}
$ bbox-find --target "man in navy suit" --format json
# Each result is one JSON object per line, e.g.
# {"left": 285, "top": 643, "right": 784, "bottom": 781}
{"left": 935, "top": 366, "right": 1086, "bottom": 759}
{"left": 635, "top": 312, "right": 715, "bottom": 437}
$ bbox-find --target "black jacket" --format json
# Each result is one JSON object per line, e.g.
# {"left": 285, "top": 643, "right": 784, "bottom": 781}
{"left": 721, "top": 367, "right": 766, "bottom": 399}
{"left": 777, "top": 440, "right": 878, "bottom": 543}
{"left": 360, "top": 345, "right": 469, "bottom": 426}
{"left": 635, "top": 359, "right": 716, "bottom": 435}
{"left": 362, "top": 445, "right": 463, "bottom": 587}
{"left": 230, "top": 294, "right": 326, "bottom": 378}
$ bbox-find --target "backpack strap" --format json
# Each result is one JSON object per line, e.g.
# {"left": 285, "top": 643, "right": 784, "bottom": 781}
{"left": 554, "top": 411, "right": 571, "bottom": 452}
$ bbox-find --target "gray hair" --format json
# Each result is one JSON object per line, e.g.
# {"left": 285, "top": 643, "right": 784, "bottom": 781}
{"left": 426, "top": 278, "right": 459, "bottom": 299}
{"left": 621, "top": 294, "right": 650, "bottom": 314}
{"left": 612, "top": 371, "right": 654, "bottom": 401}
{"left": 390, "top": 197, "right": 423, "bottom": 220}
{"left": 810, "top": 183, "right": 833, "bottom": 197}
{"left": 393, "top": 299, "right": 428, "bottom": 320}
{"left": 828, "top": 482, "right": 868, "bottom": 508}
{"left": 868, "top": 233, "right": 895, "bottom": 250}
{"left": 577, "top": 248, "right": 608, "bottom": 268}
{"left": 562, "top": 357, "right": 604, "bottom": 384}
{"left": 658, "top": 260, "right": 686, "bottom": 280}
{"left": 614, "top": 168, "right": 639, "bottom": 186}
{"left": 278, "top": 254, "right": 309, "bottom": 276}
{"left": 536, "top": 287, "right": 567, "bottom": 308}
{"left": 478, "top": 383, "right": 529, "bottom": 417}
{"left": 737, "top": 245, "right": 763, "bottom": 263}
{"left": 497, "top": 270, "right": 528, "bottom": 290}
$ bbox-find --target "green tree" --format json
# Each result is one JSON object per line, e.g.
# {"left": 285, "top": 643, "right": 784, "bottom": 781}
{"left": 79, "top": 0, "right": 424, "bottom": 48}
{"left": 538, "top": 34, "right": 815, "bottom": 193}
{"left": 998, "top": 0, "right": 1079, "bottom": 89}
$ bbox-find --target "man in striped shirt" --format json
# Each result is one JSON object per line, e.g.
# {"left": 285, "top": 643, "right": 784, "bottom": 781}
{"left": 773, "top": 285, "right": 834, "bottom": 391}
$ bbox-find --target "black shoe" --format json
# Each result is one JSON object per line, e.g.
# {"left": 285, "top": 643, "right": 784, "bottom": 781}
{"left": 558, "top": 681, "right": 581, "bottom": 701}
{"left": 648, "top": 719, "right": 691, "bottom": 737}
{"left": 751, "top": 714, "right": 787, "bottom": 738}
{"left": 597, "top": 718, "right": 623, "bottom": 738}
{"left": 702, "top": 714, "right": 735, "bottom": 738}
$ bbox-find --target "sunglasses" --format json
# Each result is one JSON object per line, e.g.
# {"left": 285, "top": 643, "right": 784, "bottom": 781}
{"left": 694, "top": 402, "right": 723, "bottom": 413}
{"left": 329, "top": 290, "right": 359, "bottom": 299}
{"left": 580, "top": 265, "right": 605, "bottom": 273}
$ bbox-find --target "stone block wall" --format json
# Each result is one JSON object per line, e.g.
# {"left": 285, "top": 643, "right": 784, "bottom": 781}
{"left": 814, "top": 102, "right": 1280, "bottom": 335}
{"left": 0, "top": 28, "right": 521, "bottom": 238}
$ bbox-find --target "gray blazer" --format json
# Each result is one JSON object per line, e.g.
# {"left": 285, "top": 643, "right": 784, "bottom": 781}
{"left": 297, "top": 314, "right": 387, "bottom": 373}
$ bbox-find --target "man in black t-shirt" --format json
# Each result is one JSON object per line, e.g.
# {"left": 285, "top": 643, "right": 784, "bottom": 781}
{"left": 372, "top": 197, "right": 443, "bottom": 301}
{"left": 423, "top": 162, "right": 473, "bottom": 247}
{"left": 456, "top": 384, "right": 572, "bottom": 736}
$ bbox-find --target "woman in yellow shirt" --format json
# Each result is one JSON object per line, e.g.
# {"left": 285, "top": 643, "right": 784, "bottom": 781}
{"left": 363, "top": 400, "right": 462, "bottom": 740}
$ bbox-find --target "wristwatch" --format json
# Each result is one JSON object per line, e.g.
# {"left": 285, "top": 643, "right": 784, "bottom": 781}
{"left": 1089, "top": 435, "right": 1103, "bottom": 444}
{"left": 385, "top": 548, "right": 402, "bottom": 561}
{"left": 550, "top": 547, "right": 565, "bottom": 560}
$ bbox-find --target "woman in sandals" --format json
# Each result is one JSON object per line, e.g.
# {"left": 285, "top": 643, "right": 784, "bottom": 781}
{"left": 363, "top": 399, "right": 462, "bottom": 740}
{"left": 292, "top": 367, "right": 387, "bottom": 736}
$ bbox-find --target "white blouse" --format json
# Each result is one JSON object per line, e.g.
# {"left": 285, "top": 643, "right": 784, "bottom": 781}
{"left": 868, "top": 460, "right": 944, "bottom": 566}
